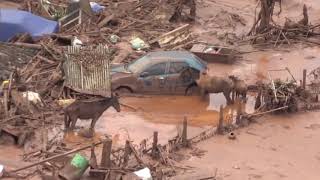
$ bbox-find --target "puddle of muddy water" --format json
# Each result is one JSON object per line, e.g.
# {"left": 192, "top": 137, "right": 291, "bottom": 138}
{"left": 62, "top": 94, "right": 257, "bottom": 146}
{"left": 74, "top": 111, "right": 207, "bottom": 146}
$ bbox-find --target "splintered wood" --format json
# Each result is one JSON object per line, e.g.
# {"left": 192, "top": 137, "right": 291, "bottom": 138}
{"left": 247, "top": 1, "right": 320, "bottom": 47}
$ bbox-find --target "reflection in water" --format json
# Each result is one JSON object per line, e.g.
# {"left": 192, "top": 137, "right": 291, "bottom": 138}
{"left": 119, "top": 95, "right": 256, "bottom": 127}
{"left": 256, "top": 55, "right": 269, "bottom": 80}
{"left": 61, "top": 95, "right": 257, "bottom": 145}
{"left": 63, "top": 130, "right": 103, "bottom": 144}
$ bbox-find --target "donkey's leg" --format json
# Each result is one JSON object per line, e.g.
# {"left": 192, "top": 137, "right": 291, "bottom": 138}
{"left": 64, "top": 113, "right": 70, "bottom": 130}
{"left": 242, "top": 91, "right": 247, "bottom": 102}
{"left": 231, "top": 90, "right": 235, "bottom": 102}
{"left": 200, "top": 89, "right": 207, "bottom": 101}
{"left": 70, "top": 115, "right": 78, "bottom": 130}
{"left": 224, "top": 91, "right": 233, "bottom": 105}
{"left": 89, "top": 114, "right": 101, "bottom": 135}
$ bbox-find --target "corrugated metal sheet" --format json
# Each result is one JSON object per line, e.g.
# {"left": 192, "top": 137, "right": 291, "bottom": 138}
{"left": 63, "top": 44, "right": 111, "bottom": 97}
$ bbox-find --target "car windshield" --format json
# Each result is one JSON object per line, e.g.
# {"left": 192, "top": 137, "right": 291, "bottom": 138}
{"left": 192, "top": 54, "right": 207, "bottom": 68}
{"left": 127, "top": 55, "right": 150, "bottom": 73}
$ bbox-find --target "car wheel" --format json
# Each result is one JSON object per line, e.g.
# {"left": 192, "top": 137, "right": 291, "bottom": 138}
{"left": 185, "top": 85, "right": 200, "bottom": 96}
{"left": 114, "top": 87, "right": 132, "bottom": 96}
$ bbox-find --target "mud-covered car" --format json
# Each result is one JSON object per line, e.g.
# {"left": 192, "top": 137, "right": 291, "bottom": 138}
{"left": 111, "top": 51, "right": 207, "bottom": 95}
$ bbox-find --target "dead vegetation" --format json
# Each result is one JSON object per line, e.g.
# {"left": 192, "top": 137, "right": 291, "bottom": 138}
{"left": 247, "top": 0, "right": 320, "bottom": 47}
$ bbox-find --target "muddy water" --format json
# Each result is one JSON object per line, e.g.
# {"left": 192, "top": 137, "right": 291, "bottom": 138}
{"left": 86, "top": 46, "right": 320, "bottom": 146}
{"left": 244, "top": 47, "right": 320, "bottom": 84}
{"left": 0, "top": 145, "right": 27, "bottom": 170}
{"left": 68, "top": 94, "right": 255, "bottom": 146}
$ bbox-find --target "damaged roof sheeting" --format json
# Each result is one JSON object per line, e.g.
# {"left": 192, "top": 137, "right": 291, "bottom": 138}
{"left": 0, "top": 9, "right": 59, "bottom": 42}
{"left": 64, "top": 44, "right": 111, "bottom": 97}
{"left": 0, "top": 42, "right": 38, "bottom": 80}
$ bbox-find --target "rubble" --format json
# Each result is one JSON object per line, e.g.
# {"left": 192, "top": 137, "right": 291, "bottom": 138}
{"left": 246, "top": 1, "right": 320, "bottom": 47}
{"left": 1, "top": 0, "right": 320, "bottom": 179}
{"left": 190, "top": 43, "right": 240, "bottom": 64}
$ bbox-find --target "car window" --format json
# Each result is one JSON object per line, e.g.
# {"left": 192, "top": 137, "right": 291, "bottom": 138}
{"left": 143, "top": 63, "right": 167, "bottom": 76}
{"left": 127, "top": 55, "right": 150, "bottom": 73}
{"left": 169, "top": 62, "right": 189, "bottom": 74}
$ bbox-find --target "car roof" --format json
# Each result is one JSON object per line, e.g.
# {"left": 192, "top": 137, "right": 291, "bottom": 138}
{"left": 144, "top": 51, "right": 207, "bottom": 71}
{"left": 147, "top": 51, "right": 197, "bottom": 60}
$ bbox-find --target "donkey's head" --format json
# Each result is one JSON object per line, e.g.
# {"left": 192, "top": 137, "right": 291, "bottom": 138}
{"left": 228, "top": 75, "right": 238, "bottom": 82}
{"left": 110, "top": 93, "right": 121, "bottom": 112}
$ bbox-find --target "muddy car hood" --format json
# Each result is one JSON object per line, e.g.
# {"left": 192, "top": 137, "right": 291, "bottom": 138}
{"left": 111, "top": 64, "right": 130, "bottom": 74}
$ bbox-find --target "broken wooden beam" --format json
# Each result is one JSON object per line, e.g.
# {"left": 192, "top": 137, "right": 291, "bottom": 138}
{"left": 217, "top": 105, "right": 224, "bottom": 135}
{"left": 182, "top": 117, "right": 188, "bottom": 147}
{"left": 10, "top": 42, "right": 42, "bottom": 50}
{"left": 247, "top": 106, "right": 289, "bottom": 117}
{"left": 100, "top": 139, "right": 112, "bottom": 168}
{"left": 128, "top": 141, "right": 145, "bottom": 166}
{"left": 9, "top": 140, "right": 104, "bottom": 173}
{"left": 98, "top": 14, "right": 115, "bottom": 28}
{"left": 151, "top": 131, "right": 159, "bottom": 158}
{"left": 236, "top": 105, "right": 242, "bottom": 125}
{"left": 303, "top": 69, "right": 307, "bottom": 89}
{"left": 122, "top": 140, "right": 131, "bottom": 168}
{"left": 3, "top": 88, "right": 9, "bottom": 118}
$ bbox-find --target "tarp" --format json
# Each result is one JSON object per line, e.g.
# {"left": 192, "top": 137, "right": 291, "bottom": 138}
{"left": 90, "top": 2, "right": 105, "bottom": 13}
{"left": 0, "top": 9, "right": 59, "bottom": 42}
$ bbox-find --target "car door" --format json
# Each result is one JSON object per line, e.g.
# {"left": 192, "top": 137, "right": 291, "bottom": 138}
{"left": 166, "top": 60, "right": 192, "bottom": 94}
{"left": 137, "top": 62, "right": 169, "bottom": 94}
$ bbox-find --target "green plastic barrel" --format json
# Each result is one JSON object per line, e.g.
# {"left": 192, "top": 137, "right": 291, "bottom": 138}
{"left": 59, "top": 153, "right": 89, "bottom": 180}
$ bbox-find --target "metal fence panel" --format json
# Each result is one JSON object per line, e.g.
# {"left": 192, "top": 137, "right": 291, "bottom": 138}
{"left": 63, "top": 44, "right": 111, "bottom": 97}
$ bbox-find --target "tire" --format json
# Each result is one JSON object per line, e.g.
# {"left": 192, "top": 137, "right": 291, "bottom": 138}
{"left": 114, "top": 87, "right": 132, "bottom": 96}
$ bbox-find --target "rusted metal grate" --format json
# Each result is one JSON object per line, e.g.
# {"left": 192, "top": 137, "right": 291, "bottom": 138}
{"left": 63, "top": 44, "right": 111, "bottom": 97}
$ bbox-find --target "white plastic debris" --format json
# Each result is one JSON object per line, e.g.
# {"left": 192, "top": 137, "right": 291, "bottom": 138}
{"left": 0, "top": 164, "right": 4, "bottom": 177}
{"left": 130, "top": 37, "right": 149, "bottom": 50}
{"left": 133, "top": 167, "right": 152, "bottom": 180}
{"left": 22, "top": 91, "right": 44, "bottom": 106}
{"left": 72, "top": 37, "right": 83, "bottom": 47}
{"left": 90, "top": 2, "right": 105, "bottom": 13}
{"left": 69, "top": 0, "right": 105, "bottom": 13}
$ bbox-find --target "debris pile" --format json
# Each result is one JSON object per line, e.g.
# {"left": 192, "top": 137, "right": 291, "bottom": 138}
{"left": 2, "top": 117, "right": 202, "bottom": 179}
{"left": 255, "top": 79, "right": 300, "bottom": 112}
{"left": 247, "top": 1, "right": 320, "bottom": 46}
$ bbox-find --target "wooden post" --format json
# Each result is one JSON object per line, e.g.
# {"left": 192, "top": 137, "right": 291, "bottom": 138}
{"left": 122, "top": 140, "right": 131, "bottom": 167}
{"left": 3, "top": 88, "right": 9, "bottom": 118}
{"left": 217, "top": 105, "right": 224, "bottom": 134}
{"left": 89, "top": 144, "right": 98, "bottom": 177}
{"left": 302, "top": 69, "right": 307, "bottom": 89}
{"left": 182, "top": 117, "right": 188, "bottom": 147}
{"left": 10, "top": 141, "right": 104, "bottom": 173}
{"left": 236, "top": 104, "right": 242, "bottom": 125}
{"left": 100, "top": 139, "right": 112, "bottom": 168}
{"left": 90, "top": 144, "right": 98, "bottom": 169}
{"left": 151, "top": 131, "right": 158, "bottom": 158}
{"left": 255, "top": 90, "right": 262, "bottom": 110}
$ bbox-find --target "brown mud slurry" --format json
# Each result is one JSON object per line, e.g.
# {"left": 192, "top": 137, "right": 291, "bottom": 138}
{"left": 174, "top": 112, "right": 320, "bottom": 180}
{"left": 121, "top": 94, "right": 255, "bottom": 127}
{"left": 65, "top": 94, "right": 254, "bottom": 146}
{"left": 1, "top": 0, "right": 320, "bottom": 178}
{"left": 0, "top": 146, "right": 26, "bottom": 170}
{"left": 63, "top": 131, "right": 104, "bottom": 144}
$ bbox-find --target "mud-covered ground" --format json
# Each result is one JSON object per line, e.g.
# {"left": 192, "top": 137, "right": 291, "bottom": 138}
{"left": 173, "top": 111, "right": 320, "bottom": 180}
{"left": 1, "top": 0, "right": 320, "bottom": 179}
